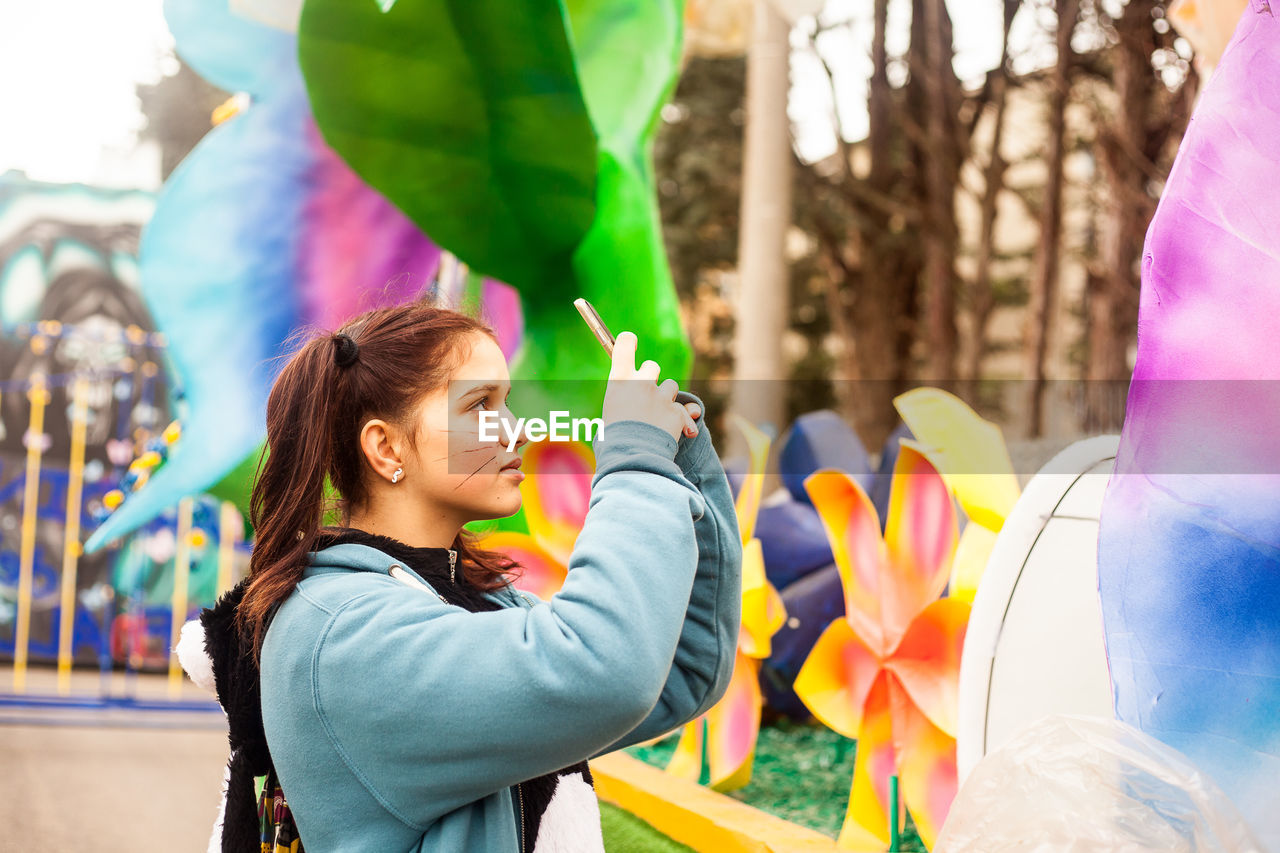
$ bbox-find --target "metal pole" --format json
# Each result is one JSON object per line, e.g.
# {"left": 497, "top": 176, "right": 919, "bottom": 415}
{"left": 167, "top": 497, "right": 195, "bottom": 698}
{"left": 13, "top": 375, "right": 50, "bottom": 693}
{"left": 216, "top": 500, "right": 239, "bottom": 598}
{"left": 57, "top": 376, "right": 90, "bottom": 695}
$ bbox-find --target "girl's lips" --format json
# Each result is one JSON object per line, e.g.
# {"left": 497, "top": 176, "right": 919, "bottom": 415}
{"left": 501, "top": 468, "right": 525, "bottom": 482}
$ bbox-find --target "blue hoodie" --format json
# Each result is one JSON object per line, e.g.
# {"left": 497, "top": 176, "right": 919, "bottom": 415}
{"left": 258, "top": 416, "right": 743, "bottom": 851}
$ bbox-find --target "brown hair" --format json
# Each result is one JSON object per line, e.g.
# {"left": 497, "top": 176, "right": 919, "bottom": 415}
{"left": 239, "top": 302, "right": 517, "bottom": 657}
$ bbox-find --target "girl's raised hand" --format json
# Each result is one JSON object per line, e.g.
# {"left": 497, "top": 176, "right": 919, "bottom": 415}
{"left": 603, "top": 332, "right": 701, "bottom": 441}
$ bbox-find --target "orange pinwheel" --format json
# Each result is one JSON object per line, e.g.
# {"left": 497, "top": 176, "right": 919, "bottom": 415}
{"left": 666, "top": 417, "right": 785, "bottom": 791}
{"left": 795, "top": 445, "right": 969, "bottom": 850}
{"left": 480, "top": 440, "right": 595, "bottom": 600}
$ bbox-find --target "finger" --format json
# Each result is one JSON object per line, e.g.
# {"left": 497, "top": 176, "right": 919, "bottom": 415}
{"left": 637, "top": 360, "right": 661, "bottom": 382}
{"left": 610, "top": 332, "right": 638, "bottom": 379}
{"left": 682, "top": 410, "right": 698, "bottom": 437}
{"left": 684, "top": 401, "right": 702, "bottom": 420}
{"left": 658, "top": 378, "right": 679, "bottom": 401}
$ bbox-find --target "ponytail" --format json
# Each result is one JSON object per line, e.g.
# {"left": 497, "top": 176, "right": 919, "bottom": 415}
{"left": 240, "top": 336, "right": 340, "bottom": 657}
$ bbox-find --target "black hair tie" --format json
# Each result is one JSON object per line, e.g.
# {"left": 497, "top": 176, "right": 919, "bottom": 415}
{"left": 333, "top": 333, "right": 359, "bottom": 368}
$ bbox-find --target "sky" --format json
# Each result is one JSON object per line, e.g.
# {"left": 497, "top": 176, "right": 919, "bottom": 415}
{"left": 0, "top": 0, "right": 1017, "bottom": 185}
{"left": 0, "top": 0, "right": 174, "bottom": 188}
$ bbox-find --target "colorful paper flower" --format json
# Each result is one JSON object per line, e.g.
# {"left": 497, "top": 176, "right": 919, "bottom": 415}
{"left": 86, "top": 0, "right": 697, "bottom": 552}
{"left": 84, "top": 0, "right": 523, "bottom": 552}
{"left": 893, "top": 388, "right": 1019, "bottom": 603}
{"left": 480, "top": 441, "right": 595, "bottom": 600}
{"left": 794, "top": 446, "right": 969, "bottom": 850}
{"left": 486, "top": 417, "right": 786, "bottom": 792}
{"left": 1100, "top": 7, "right": 1280, "bottom": 845}
{"left": 666, "top": 417, "right": 785, "bottom": 791}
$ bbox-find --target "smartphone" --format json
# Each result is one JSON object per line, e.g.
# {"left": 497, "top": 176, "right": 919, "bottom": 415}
{"left": 574, "top": 298, "right": 616, "bottom": 355}
{"left": 574, "top": 298, "right": 698, "bottom": 407}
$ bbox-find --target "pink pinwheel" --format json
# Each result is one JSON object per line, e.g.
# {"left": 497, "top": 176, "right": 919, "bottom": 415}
{"left": 666, "top": 417, "right": 785, "bottom": 790}
{"left": 795, "top": 446, "right": 969, "bottom": 850}
{"left": 481, "top": 441, "right": 594, "bottom": 600}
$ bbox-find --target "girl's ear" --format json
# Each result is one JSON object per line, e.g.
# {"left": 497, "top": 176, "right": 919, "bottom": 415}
{"left": 358, "top": 419, "right": 404, "bottom": 484}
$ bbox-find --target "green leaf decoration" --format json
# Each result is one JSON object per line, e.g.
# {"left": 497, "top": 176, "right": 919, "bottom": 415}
{"left": 298, "top": 0, "right": 598, "bottom": 296}
{"left": 300, "top": 0, "right": 691, "bottom": 420}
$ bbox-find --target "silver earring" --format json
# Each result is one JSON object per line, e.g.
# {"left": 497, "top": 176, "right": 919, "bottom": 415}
{"left": 391, "top": 467, "right": 403, "bottom": 484}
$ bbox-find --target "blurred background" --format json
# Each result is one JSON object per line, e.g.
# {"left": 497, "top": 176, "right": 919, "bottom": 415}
{"left": 0, "top": 0, "right": 1228, "bottom": 849}
{"left": 2, "top": 0, "right": 1206, "bottom": 445}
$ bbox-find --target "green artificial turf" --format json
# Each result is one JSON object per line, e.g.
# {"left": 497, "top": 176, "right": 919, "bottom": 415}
{"left": 600, "top": 801, "right": 696, "bottom": 852}
{"left": 627, "top": 719, "right": 926, "bottom": 852}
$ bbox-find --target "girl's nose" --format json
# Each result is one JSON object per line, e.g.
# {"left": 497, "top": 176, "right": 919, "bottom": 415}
{"left": 500, "top": 408, "right": 528, "bottom": 450}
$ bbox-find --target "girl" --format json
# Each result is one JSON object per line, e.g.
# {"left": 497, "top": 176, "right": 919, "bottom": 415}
{"left": 179, "top": 302, "right": 743, "bottom": 852}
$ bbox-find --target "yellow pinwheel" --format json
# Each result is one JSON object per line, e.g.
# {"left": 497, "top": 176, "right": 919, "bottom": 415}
{"left": 893, "top": 388, "right": 1020, "bottom": 603}
{"left": 666, "top": 416, "right": 786, "bottom": 791}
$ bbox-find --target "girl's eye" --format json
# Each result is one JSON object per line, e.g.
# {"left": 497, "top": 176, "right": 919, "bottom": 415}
{"left": 472, "top": 399, "right": 490, "bottom": 411}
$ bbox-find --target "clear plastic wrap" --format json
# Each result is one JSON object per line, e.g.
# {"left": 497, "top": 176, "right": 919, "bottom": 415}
{"left": 935, "top": 715, "right": 1266, "bottom": 853}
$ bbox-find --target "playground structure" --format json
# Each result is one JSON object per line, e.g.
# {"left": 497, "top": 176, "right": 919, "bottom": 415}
{"left": 0, "top": 321, "right": 245, "bottom": 713}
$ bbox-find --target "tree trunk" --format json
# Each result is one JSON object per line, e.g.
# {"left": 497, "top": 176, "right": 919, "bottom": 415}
{"left": 813, "top": 0, "right": 919, "bottom": 453}
{"left": 916, "top": 0, "right": 961, "bottom": 382}
{"left": 1023, "top": 0, "right": 1078, "bottom": 437}
{"left": 844, "top": 0, "right": 915, "bottom": 451}
{"left": 962, "top": 0, "right": 1020, "bottom": 387}
{"left": 1085, "top": 0, "right": 1158, "bottom": 432}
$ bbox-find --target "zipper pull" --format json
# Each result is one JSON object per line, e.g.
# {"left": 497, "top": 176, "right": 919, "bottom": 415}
{"left": 449, "top": 549, "right": 457, "bottom": 584}
{"left": 390, "top": 564, "right": 448, "bottom": 605}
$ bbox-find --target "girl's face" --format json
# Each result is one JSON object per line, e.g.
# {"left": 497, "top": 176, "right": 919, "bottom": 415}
{"left": 402, "top": 333, "right": 526, "bottom": 525}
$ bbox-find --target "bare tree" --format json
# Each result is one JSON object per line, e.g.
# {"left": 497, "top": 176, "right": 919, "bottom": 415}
{"left": 1024, "top": 0, "right": 1080, "bottom": 437}
{"left": 658, "top": 0, "right": 1197, "bottom": 447}
{"left": 914, "top": 0, "right": 964, "bottom": 382}
{"left": 796, "top": 0, "right": 975, "bottom": 449}
{"left": 963, "top": 0, "right": 1022, "bottom": 385}
{"left": 793, "top": 5, "right": 903, "bottom": 449}
{"left": 1084, "top": 0, "right": 1195, "bottom": 430}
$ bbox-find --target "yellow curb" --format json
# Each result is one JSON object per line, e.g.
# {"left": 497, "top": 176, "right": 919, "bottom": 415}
{"left": 591, "top": 751, "right": 842, "bottom": 853}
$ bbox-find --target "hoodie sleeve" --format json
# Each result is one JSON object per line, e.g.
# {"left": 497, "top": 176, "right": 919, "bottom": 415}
{"left": 595, "top": 407, "right": 743, "bottom": 752}
{"left": 290, "top": 419, "right": 733, "bottom": 826}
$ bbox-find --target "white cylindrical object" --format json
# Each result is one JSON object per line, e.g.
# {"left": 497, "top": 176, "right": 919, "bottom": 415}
{"left": 731, "top": 1, "right": 792, "bottom": 447}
